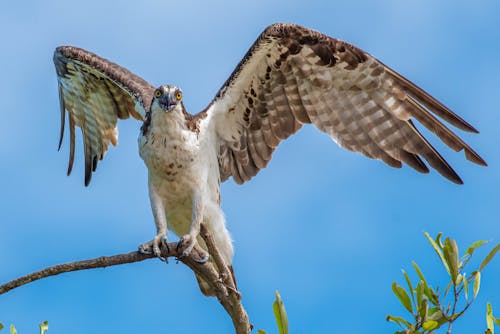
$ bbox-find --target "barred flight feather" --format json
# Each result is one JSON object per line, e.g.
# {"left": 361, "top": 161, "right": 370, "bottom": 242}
{"left": 207, "top": 23, "right": 485, "bottom": 185}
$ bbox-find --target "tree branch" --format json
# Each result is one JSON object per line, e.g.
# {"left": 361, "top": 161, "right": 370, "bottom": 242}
{"left": 0, "top": 232, "right": 251, "bottom": 334}
{"left": 0, "top": 251, "right": 154, "bottom": 294}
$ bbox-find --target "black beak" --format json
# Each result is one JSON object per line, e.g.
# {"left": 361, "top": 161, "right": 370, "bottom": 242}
{"left": 159, "top": 95, "right": 170, "bottom": 110}
{"left": 158, "top": 93, "right": 177, "bottom": 112}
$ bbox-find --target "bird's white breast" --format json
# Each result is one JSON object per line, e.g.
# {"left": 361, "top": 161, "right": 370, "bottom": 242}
{"left": 137, "top": 107, "right": 233, "bottom": 262}
{"left": 138, "top": 112, "right": 202, "bottom": 234}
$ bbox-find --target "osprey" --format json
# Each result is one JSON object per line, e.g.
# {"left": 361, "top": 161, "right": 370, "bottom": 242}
{"left": 54, "top": 23, "right": 486, "bottom": 295}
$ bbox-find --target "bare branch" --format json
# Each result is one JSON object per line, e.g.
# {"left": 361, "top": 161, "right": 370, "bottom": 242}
{"left": 0, "top": 236, "right": 251, "bottom": 334}
{"left": 0, "top": 251, "right": 155, "bottom": 295}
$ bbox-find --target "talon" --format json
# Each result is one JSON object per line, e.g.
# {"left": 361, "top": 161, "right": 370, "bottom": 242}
{"left": 176, "top": 233, "right": 209, "bottom": 263}
{"left": 178, "top": 233, "right": 196, "bottom": 257}
{"left": 162, "top": 236, "right": 170, "bottom": 253}
{"left": 176, "top": 240, "right": 183, "bottom": 254}
{"left": 139, "top": 232, "right": 169, "bottom": 263}
{"left": 160, "top": 236, "right": 170, "bottom": 264}
{"left": 138, "top": 245, "right": 152, "bottom": 255}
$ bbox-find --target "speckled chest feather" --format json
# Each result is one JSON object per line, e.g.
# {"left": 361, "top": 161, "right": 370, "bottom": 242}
{"left": 138, "top": 109, "right": 201, "bottom": 216}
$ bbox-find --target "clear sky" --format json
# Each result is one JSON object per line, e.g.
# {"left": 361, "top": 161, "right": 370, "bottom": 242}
{"left": 1, "top": 1, "right": 499, "bottom": 333}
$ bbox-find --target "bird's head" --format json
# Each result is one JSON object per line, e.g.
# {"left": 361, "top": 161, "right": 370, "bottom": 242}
{"left": 152, "top": 85, "right": 183, "bottom": 113}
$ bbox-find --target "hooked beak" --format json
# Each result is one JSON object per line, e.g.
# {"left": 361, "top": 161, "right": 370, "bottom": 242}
{"left": 159, "top": 94, "right": 176, "bottom": 112}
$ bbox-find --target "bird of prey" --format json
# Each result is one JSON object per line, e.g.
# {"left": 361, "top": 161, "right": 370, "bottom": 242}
{"left": 54, "top": 23, "right": 486, "bottom": 295}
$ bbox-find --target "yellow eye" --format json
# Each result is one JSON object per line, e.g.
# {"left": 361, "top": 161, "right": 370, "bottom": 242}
{"left": 175, "top": 92, "right": 182, "bottom": 100}
{"left": 155, "top": 90, "right": 162, "bottom": 98}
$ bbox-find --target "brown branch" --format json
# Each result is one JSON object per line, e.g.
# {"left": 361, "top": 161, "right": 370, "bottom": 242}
{"left": 0, "top": 235, "right": 251, "bottom": 334}
{"left": 0, "top": 251, "right": 155, "bottom": 295}
{"left": 200, "top": 224, "right": 248, "bottom": 332}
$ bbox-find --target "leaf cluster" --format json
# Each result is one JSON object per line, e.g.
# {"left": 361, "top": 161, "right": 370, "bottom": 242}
{"left": 387, "top": 232, "right": 499, "bottom": 333}
{"left": 0, "top": 321, "right": 48, "bottom": 334}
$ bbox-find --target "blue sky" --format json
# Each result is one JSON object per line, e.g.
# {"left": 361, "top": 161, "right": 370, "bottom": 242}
{"left": 1, "top": 1, "right": 499, "bottom": 333}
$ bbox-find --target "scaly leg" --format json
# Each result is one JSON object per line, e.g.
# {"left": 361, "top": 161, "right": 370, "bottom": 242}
{"left": 177, "top": 191, "right": 209, "bottom": 263}
{"left": 139, "top": 179, "right": 169, "bottom": 261}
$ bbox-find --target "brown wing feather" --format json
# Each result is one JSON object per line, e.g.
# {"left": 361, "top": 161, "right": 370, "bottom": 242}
{"left": 54, "top": 46, "right": 155, "bottom": 185}
{"left": 207, "top": 23, "right": 485, "bottom": 185}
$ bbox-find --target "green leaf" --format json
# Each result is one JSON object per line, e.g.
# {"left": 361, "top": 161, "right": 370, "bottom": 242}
{"left": 416, "top": 281, "right": 424, "bottom": 310}
{"left": 257, "top": 330, "right": 267, "bottom": 334}
{"left": 392, "top": 282, "right": 413, "bottom": 314}
{"left": 486, "top": 302, "right": 494, "bottom": 333}
{"left": 39, "top": 321, "right": 49, "bottom": 334}
{"left": 424, "top": 232, "right": 450, "bottom": 276}
{"left": 443, "top": 237, "right": 459, "bottom": 283}
{"left": 419, "top": 299, "right": 428, "bottom": 321}
{"left": 9, "top": 325, "right": 17, "bottom": 334}
{"left": 463, "top": 273, "right": 469, "bottom": 301}
{"left": 411, "top": 262, "right": 439, "bottom": 305}
{"left": 427, "top": 287, "right": 439, "bottom": 306}
{"left": 402, "top": 269, "right": 415, "bottom": 305}
{"left": 423, "top": 282, "right": 438, "bottom": 306}
{"left": 435, "top": 232, "right": 444, "bottom": 249}
{"left": 473, "top": 271, "right": 481, "bottom": 299}
{"left": 412, "top": 262, "right": 427, "bottom": 285}
{"left": 466, "top": 240, "right": 489, "bottom": 256}
{"left": 386, "top": 315, "right": 412, "bottom": 328}
{"left": 428, "top": 307, "right": 443, "bottom": 320}
{"left": 455, "top": 273, "right": 463, "bottom": 286}
{"left": 422, "top": 320, "right": 438, "bottom": 331}
{"left": 0, "top": 323, "right": 3, "bottom": 331}
{"left": 443, "top": 280, "right": 453, "bottom": 298}
{"left": 480, "top": 244, "right": 500, "bottom": 272}
{"left": 273, "top": 291, "right": 289, "bottom": 334}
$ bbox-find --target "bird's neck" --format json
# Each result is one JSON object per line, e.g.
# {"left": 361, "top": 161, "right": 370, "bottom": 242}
{"left": 148, "top": 104, "right": 188, "bottom": 134}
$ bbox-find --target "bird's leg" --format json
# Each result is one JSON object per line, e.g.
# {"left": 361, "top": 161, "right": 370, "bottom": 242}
{"left": 177, "top": 191, "right": 208, "bottom": 263}
{"left": 139, "top": 182, "right": 169, "bottom": 261}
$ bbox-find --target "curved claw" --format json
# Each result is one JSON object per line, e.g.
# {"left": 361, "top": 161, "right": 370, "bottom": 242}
{"left": 176, "top": 233, "right": 209, "bottom": 263}
{"left": 138, "top": 246, "right": 152, "bottom": 255}
{"left": 139, "top": 233, "right": 170, "bottom": 263}
{"left": 176, "top": 240, "right": 184, "bottom": 254}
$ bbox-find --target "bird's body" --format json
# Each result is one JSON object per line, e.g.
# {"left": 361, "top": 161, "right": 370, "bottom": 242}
{"left": 138, "top": 92, "right": 233, "bottom": 269}
{"left": 139, "top": 102, "right": 202, "bottom": 236}
{"left": 53, "top": 23, "right": 486, "bottom": 296}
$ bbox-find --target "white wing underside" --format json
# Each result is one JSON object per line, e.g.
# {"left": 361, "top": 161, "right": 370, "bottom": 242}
{"left": 203, "top": 23, "right": 485, "bottom": 185}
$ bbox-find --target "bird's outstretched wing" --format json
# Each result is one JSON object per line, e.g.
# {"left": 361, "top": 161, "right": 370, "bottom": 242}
{"left": 54, "top": 46, "right": 155, "bottom": 185}
{"left": 205, "top": 23, "right": 486, "bottom": 184}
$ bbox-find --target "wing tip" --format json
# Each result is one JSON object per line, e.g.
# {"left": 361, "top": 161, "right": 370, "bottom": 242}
{"left": 466, "top": 124, "right": 480, "bottom": 134}
{"left": 84, "top": 170, "right": 91, "bottom": 187}
{"left": 442, "top": 163, "right": 464, "bottom": 185}
{"left": 465, "top": 149, "right": 487, "bottom": 167}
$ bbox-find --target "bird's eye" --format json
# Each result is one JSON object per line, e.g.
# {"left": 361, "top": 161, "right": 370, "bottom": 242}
{"left": 175, "top": 92, "right": 182, "bottom": 100}
{"left": 155, "top": 90, "right": 162, "bottom": 98}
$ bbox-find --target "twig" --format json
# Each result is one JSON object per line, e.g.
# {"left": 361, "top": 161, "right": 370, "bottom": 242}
{"left": 0, "top": 237, "right": 251, "bottom": 334}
